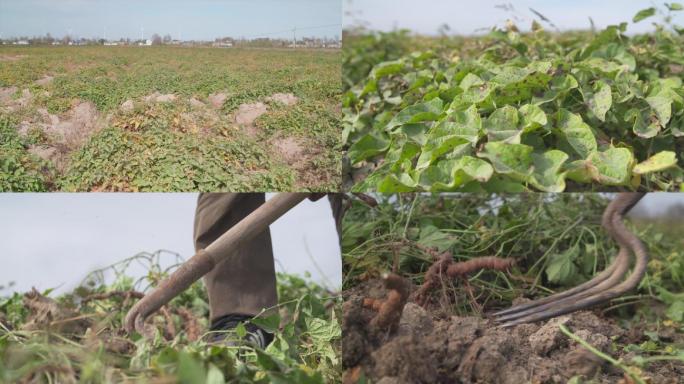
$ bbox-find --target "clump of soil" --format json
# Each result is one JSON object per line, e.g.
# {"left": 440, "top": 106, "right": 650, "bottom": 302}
{"left": 207, "top": 92, "right": 228, "bottom": 109}
{"left": 143, "top": 92, "right": 177, "bottom": 103}
{"left": 35, "top": 75, "right": 54, "bottom": 86}
{"left": 235, "top": 102, "right": 268, "bottom": 126}
{"left": 266, "top": 93, "right": 298, "bottom": 106}
{"left": 0, "top": 54, "right": 27, "bottom": 62}
{"left": 0, "top": 87, "right": 32, "bottom": 112}
{"left": 342, "top": 279, "right": 683, "bottom": 384}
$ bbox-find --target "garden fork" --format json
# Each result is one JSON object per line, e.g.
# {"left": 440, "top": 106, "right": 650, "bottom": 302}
{"left": 491, "top": 193, "right": 647, "bottom": 327}
{"left": 124, "top": 192, "right": 309, "bottom": 335}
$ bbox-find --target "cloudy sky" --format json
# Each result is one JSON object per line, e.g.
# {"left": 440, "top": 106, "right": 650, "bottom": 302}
{"left": 0, "top": 0, "right": 341, "bottom": 41}
{"left": 0, "top": 193, "right": 342, "bottom": 294}
{"left": 344, "top": 0, "right": 684, "bottom": 35}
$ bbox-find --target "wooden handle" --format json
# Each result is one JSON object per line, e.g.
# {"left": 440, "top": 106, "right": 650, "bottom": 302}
{"left": 124, "top": 192, "right": 309, "bottom": 334}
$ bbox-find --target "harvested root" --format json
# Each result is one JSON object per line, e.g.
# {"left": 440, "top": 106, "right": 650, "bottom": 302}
{"left": 447, "top": 256, "right": 515, "bottom": 277}
{"left": 414, "top": 252, "right": 514, "bottom": 307}
{"left": 362, "top": 273, "right": 410, "bottom": 331}
{"left": 177, "top": 307, "right": 201, "bottom": 341}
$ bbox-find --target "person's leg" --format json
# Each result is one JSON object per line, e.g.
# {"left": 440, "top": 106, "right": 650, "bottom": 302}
{"left": 194, "top": 193, "right": 278, "bottom": 323}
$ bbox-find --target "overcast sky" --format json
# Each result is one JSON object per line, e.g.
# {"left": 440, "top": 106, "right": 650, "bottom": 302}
{"left": 0, "top": 193, "right": 341, "bottom": 295}
{"left": 0, "top": 0, "right": 341, "bottom": 41}
{"left": 344, "top": 0, "right": 684, "bottom": 35}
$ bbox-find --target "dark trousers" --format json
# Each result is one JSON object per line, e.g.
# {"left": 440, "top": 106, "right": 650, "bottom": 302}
{"left": 194, "top": 193, "right": 343, "bottom": 321}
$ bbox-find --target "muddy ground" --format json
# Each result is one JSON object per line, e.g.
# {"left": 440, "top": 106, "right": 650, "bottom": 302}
{"left": 342, "top": 279, "right": 683, "bottom": 384}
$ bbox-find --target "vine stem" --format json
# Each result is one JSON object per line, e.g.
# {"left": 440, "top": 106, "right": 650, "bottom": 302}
{"left": 559, "top": 324, "right": 646, "bottom": 384}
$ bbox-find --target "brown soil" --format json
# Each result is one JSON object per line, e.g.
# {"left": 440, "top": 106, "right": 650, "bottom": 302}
{"left": 0, "top": 54, "right": 27, "bottom": 62}
{"left": 207, "top": 92, "right": 228, "bottom": 109}
{"left": 35, "top": 75, "right": 54, "bottom": 86}
{"left": 0, "top": 87, "right": 32, "bottom": 112}
{"left": 342, "top": 279, "right": 684, "bottom": 384}
{"left": 143, "top": 92, "right": 177, "bottom": 103}
{"left": 266, "top": 92, "right": 299, "bottom": 106}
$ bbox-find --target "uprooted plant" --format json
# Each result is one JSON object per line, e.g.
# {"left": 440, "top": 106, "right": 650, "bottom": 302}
{"left": 0, "top": 250, "right": 341, "bottom": 383}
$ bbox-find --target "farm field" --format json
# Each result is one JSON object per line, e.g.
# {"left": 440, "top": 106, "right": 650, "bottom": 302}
{"left": 0, "top": 252, "right": 342, "bottom": 383}
{"left": 0, "top": 46, "right": 341, "bottom": 191}
{"left": 343, "top": 5, "right": 684, "bottom": 192}
{"left": 341, "top": 194, "right": 684, "bottom": 383}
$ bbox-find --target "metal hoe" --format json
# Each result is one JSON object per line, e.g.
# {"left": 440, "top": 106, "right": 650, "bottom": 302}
{"left": 491, "top": 193, "right": 647, "bottom": 327}
{"left": 124, "top": 192, "right": 309, "bottom": 335}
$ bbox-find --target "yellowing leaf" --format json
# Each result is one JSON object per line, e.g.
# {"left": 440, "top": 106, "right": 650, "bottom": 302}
{"left": 633, "top": 151, "right": 677, "bottom": 174}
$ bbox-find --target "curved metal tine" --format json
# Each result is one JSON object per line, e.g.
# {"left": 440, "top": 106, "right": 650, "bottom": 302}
{"left": 499, "top": 193, "right": 647, "bottom": 327}
{"left": 494, "top": 247, "right": 629, "bottom": 322}
{"left": 491, "top": 193, "right": 624, "bottom": 318}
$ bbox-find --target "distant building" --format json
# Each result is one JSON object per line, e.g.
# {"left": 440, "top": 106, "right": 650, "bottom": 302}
{"left": 51, "top": 41, "right": 61, "bottom": 46}
{"left": 212, "top": 41, "right": 233, "bottom": 48}
{"left": 104, "top": 42, "right": 119, "bottom": 46}
{"left": 14, "top": 40, "right": 29, "bottom": 45}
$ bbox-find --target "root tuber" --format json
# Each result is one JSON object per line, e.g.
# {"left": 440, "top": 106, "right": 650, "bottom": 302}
{"left": 362, "top": 273, "right": 410, "bottom": 331}
{"left": 415, "top": 253, "right": 514, "bottom": 307}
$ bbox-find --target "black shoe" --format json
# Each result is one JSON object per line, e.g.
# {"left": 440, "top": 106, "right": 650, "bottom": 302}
{"left": 208, "top": 313, "right": 274, "bottom": 349}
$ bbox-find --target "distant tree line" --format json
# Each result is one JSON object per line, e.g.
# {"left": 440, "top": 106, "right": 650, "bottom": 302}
{"left": 0, "top": 33, "right": 341, "bottom": 48}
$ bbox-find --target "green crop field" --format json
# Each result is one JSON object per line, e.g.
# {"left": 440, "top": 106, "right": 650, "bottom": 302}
{"left": 0, "top": 46, "right": 341, "bottom": 192}
{"left": 343, "top": 5, "right": 684, "bottom": 192}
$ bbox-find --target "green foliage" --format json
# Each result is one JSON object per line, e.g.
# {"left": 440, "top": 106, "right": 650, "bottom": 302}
{"left": 59, "top": 127, "right": 295, "bottom": 192}
{"left": 0, "top": 253, "right": 340, "bottom": 383}
{"left": 0, "top": 116, "right": 53, "bottom": 191}
{"left": 344, "top": 7, "right": 684, "bottom": 192}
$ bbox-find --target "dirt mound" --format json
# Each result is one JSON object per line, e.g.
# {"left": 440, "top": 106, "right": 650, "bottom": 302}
{"left": 273, "top": 136, "right": 305, "bottom": 162}
{"left": 207, "top": 92, "right": 228, "bottom": 109}
{"left": 0, "top": 54, "right": 27, "bottom": 62}
{"left": 0, "top": 87, "right": 32, "bottom": 112}
{"left": 143, "top": 92, "right": 177, "bottom": 103}
{"left": 120, "top": 100, "right": 135, "bottom": 113}
{"left": 234, "top": 102, "right": 268, "bottom": 126}
{"left": 35, "top": 75, "right": 53, "bottom": 86}
{"left": 343, "top": 279, "right": 683, "bottom": 384}
{"left": 266, "top": 93, "right": 298, "bottom": 106}
{"left": 45, "top": 101, "right": 101, "bottom": 148}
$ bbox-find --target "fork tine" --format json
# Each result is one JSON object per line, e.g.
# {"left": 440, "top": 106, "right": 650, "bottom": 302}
{"left": 492, "top": 193, "right": 646, "bottom": 327}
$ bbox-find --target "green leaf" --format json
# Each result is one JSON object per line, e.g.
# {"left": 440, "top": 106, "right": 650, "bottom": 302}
{"left": 556, "top": 109, "right": 597, "bottom": 158}
{"left": 347, "top": 133, "right": 390, "bottom": 164}
{"left": 666, "top": 2, "right": 683, "bottom": 11}
{"left": 484, "top": 105, "right": 521, "bottom": 143}
{"left": 478, "top": 142, "right": 533, "bottom": 179}
{"left": 666, "top": 301, "right": 684, "bottom": 322}
{"left": 633, "top": 151, "right": 677, "bottom": 174}
{"left": 546, "top": 245, "right": 579, "bottom": 285}
{"left": 588, "top": 81, "right": 612, "bottom": 122}
{"left": 386, "top": 98, "right": 444, "bottom": 131}
{"left": 305, "top": 317, "right": 341, "bottom": 342}
{"left": 529, "top": 150, "right": 569, "bottom": 192}
{"left": 633, "top": 7, "right": 656, "bottom": 22}
{"left": 418, "top": 156, "right": 494, "bottom": 190}
{"left": 206, "top": 364, "right": 226, "bottom": 384}
{"left": 625, "top": 108, "right": 660, "bottom": 139}
{"left": 416, "top": 105, "right": 480, "bottom": 169}
{"left": 519, "top": 104, "right": 547, "bottom": 132}
{"left": 646, "top": 95, "right": 673, "bottom": 126}
{"left": 371, "top": 59, "right": 405, "bottom": 79}
{"left": 585, "top": 147, "right": 634, "bottom": 185}
{"left": 177, "top": 351, "right": 207, "bottom": 384}
{"left": 251, "top": 313, "right": 281, "bottom": 333}
{"left": 459, "top": 73, "right": 484, "bottom": 90}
